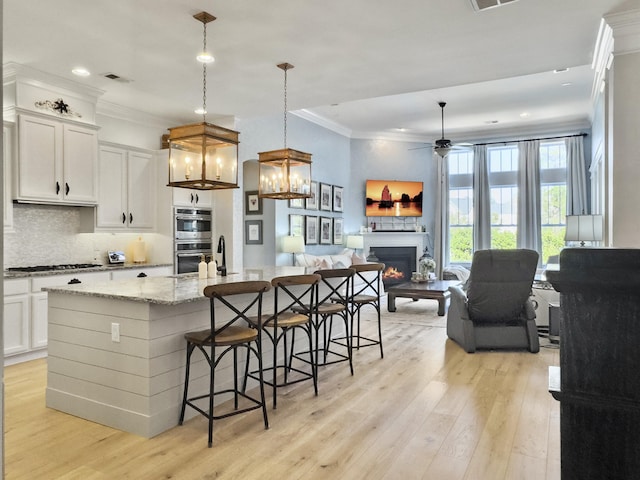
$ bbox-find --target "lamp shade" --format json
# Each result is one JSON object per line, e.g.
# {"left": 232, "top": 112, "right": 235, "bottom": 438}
{"left": 282, "top": 235, "right": 305, "bottom": 254}
{"left": 565, "top": 215, "right": 603, "bottom": 243}
{"left": 346, "top": 235, "right": 364, "bottom": 249}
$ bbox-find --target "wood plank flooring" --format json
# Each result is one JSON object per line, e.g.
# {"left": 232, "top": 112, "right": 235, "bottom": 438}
{"left": 4, "top": 300, "right": 560, "bottom": 479}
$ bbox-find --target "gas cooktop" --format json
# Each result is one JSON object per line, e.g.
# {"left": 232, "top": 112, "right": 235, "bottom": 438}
{"left": 6, "top": 263, "right": 102, "bottom": 273}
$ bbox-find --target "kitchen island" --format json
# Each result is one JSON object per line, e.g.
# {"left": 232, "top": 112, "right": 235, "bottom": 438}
{"left": 43, "top": 266, "right": 307, "bottom": 438}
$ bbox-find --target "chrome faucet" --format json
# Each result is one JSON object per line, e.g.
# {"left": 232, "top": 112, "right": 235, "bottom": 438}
{"left": 216, "top": 235, "right": 227, "bottom": 276}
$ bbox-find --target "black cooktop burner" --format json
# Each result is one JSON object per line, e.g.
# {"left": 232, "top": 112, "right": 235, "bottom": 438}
{"left": 7, "top": 263, "right": 102, "bottom": 273}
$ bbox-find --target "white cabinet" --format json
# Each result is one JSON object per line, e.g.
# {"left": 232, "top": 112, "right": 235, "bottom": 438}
{"left": 172, "top": 187, "right": 212, "bottom": 207}
{"left": 96, "top": 145, "right": 156, "bottom": 231}
{"left": 15, "top": 114, "right": 98, "bottom": 205}
{"left": 3, "top": 279, "right": 30, "bottom": 356}
{"left": 4, "top": 125, "right": 14, "bottom": 229}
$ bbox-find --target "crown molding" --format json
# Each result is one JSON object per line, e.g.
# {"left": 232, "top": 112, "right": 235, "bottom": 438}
{"left": 605, "top": 8, "right": 640, "bottom": 55}
{"left": 293, "top": 109, "right": 352, "bottom": 137}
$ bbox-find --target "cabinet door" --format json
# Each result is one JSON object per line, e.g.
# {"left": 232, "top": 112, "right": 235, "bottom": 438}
{"left": 4, "top": 294, "right": 30, "bottom": 356}
{"left": 127, "top": 151, "right": 156, "bottom": 230}
{"left": 63, "top": 124, "right": 98, "bottom": 204}
{"left": 96, "top": 145, "right": 128, "bottom": 229}
{"left": 17, "top": 115, "right": 62, "bottom": 202}
{"left": 30, "top": 291, "right": 48, "bottom": 349}
{"left": 4, "top": 125, "right": 14, "bottom": 229}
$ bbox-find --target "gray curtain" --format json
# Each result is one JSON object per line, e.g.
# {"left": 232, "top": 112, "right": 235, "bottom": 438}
{"left": 517, "top": 140, "right": 541, "bottom": 252}
{"left": 434, "top": 153, "right": 449, "bottom": 278}
{"left": 566, "top": 136, "right": 588, "bottom": 215}
{"left": 473, "top": 145, "right": 491, "bottom": 250}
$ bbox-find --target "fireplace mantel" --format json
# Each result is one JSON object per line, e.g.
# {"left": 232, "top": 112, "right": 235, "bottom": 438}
{"left": 363, "top": 232, "right": 426, "bottom": 270}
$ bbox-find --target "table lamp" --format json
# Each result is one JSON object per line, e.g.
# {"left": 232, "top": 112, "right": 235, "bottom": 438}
{"left": 282, "top": 235, "right": 305, "bottom": 265}
{"left": 565, "top": 215, "right": 603, "bottom": 246}
{"left": 346, "top": 235, "right": 364, "bottom": 255}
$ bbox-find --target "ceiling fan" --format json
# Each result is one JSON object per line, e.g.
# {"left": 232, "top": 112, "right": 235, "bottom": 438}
{"left": 410, "top": 102, "right": 472, "bottom": 156}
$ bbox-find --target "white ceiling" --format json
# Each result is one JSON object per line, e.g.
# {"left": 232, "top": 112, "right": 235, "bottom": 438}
{"left": 3, "top": 0, "right": 629, "bottom": 144}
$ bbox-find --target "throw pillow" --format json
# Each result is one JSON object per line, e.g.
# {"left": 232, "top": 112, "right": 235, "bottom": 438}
{"left": 351, "top": 252, "right": 367, "bottom": 265}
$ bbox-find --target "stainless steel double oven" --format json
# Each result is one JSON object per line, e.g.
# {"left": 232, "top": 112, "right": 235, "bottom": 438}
{"left": 174, "top": 207, "right": 213, "bottom": 274}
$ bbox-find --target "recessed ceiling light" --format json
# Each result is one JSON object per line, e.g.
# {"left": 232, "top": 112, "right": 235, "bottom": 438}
{"left": 194, "top": 108, "right": 207, "bottom": 115}
{"left": 196, "top": 52, "right": 215, "bottom": 63}
{"left": 561, "top": 82, "right": 573, "bottom": 87}
{"left": 72, "top": 67, "right": 90, "bottom": 77}
{"left": 553, "top": 68, "right": 569, "bottom": 73}
{"left": 395, "top": 127, "right": 407, "bottom": 132}
{"left": 520, "top": 112, "right": 531, "bottom": 118}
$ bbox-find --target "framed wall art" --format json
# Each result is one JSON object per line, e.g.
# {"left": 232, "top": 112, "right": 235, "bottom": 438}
{"left": 245, "top": 191, "right": 262, "bottom": 215}
{"left": 306, "top": 181, "right": 319, "bottom": 210}
{"left": 333, "top": 218, "right": 344, "bottom": 245}
{"left": 320, "top": 216, "right": 332, "bottom": 244}
{"left": 320, "top": 183, "right": 332, "bottom": 211}
{"left": 289, "top": 197, "right": 304, "bottom": 209}
{"left": 245, "top": 220, "right": 263, "bottom": 245}
{"left": 305, "top": 215, "right": 318, "bottom": 245}
{"left": 289, "top": 214, "right": 305, "bottom": 237}
{"left": 332, "top": 185, "right": 344, "bottom": 212}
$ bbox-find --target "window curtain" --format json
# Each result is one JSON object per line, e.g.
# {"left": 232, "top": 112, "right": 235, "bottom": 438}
{"left": 434, "top": 153, "right": 449, "bottom": 278}
{"left": 566, "top": 136, "right": 588, "bottom": 215}
{"left": 517, "top": 140, "right": 541, "bottom": 253}
{"left": 472, "top": 145, "right": 491, "bottom": 250}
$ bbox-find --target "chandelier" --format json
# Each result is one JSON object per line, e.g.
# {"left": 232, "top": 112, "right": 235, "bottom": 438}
{"left": 258, "top": 63, "right": 312, "bottom": 199}
{"left": 167, "top": 12, "right": 239, "bottom": 190}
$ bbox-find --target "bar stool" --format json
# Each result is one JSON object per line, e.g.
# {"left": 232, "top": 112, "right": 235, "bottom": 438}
{"left": 178, "top": 280, "right": 271, "bottom": 448}
{"left": 344, "top": 263, "right": 385, "bottom": 358}
{"left": 292, "top": 268, "right": 356, "bottom": 376}
{"left": 246, "top": 273, "right": 321, "bottom": 409}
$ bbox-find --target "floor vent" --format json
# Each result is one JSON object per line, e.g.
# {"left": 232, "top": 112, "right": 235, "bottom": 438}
{"left": 469, "top": 0, "right": 519, "bottom": 12}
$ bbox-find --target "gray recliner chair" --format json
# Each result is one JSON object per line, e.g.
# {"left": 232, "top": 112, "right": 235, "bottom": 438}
{"left": 447, "top": 249, "right": 540, "bottom": 353}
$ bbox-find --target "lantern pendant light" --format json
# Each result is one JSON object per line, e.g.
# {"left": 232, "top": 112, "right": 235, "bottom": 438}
{"left": 258, "top": 63, "right": 312, "bottom": 199}
{"left": 167, "top": 12, "right": 239, "bottom": 191}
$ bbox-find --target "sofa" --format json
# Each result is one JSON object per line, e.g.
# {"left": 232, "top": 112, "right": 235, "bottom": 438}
{"left": 295, "top": 249, "right": 385, "bottom": 296}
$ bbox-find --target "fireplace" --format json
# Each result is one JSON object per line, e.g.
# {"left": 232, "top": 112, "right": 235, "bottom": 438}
{"left": 369, "top": 246, "right": 416, "bottom": 287}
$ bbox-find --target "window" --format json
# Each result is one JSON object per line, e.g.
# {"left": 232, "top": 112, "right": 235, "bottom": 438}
{"left": 447, "top": 140, "right": 569, "bottom": 265}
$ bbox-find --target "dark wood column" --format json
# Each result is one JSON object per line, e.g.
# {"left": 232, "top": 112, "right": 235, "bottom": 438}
{"left": 547, "top": 248, "right": 640, "bottom": 480}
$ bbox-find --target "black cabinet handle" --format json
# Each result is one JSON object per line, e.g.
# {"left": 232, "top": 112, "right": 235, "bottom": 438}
{"left": 68, "top": 278, "right": 81, "bottom": 285}
{"left": 65, "top": 183, "right": 70, "bottom": 195}
{"left": 129, "top": 213, "right": 133, "bottom": 224}
{"left": 56, "top": 182, "right": 60, "bottom": 194}
{"left": 122, "top": 213, "right": 126, "bottom": 224}
{"left": 190, "top": 193, "right": 194, "bottom": 203}
{"left": 137, "top": 272, "right": 147, "bottom": 278}
{"left": 195, "top": 194, "right": 199, "bottom": 204}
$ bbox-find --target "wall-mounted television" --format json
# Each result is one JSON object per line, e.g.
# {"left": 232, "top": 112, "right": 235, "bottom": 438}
{"left": 365, "top": 180, "right": 423, "bottom": 217}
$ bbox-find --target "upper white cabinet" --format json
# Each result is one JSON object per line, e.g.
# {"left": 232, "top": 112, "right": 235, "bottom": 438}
{"left": 96, "top": 144, "right": 156, "bottom": 231}
{"left": 15, "top": 114, "right": 98, "bottom": 205}
{"left": 4, "top": 125, "right": 14, "bottom": 229}
{"left": 172, "top": 187, "right": 212, "bottom": 207}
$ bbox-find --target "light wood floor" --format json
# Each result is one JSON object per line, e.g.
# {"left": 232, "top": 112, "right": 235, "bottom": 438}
{"left": 4, "top": 300, "right": 560, "bottom": 480}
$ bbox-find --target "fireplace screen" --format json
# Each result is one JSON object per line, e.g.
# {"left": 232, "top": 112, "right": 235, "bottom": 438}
{"left": 368, "top": 246, "right": 417, "bottom": 287}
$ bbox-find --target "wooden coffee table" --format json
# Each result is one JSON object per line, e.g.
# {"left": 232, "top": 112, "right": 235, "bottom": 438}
{"left": 387, "top": 280, "right": 460, "bottom": 316}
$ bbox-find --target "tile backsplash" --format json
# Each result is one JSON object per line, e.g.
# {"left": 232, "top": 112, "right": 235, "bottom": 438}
{"left": 4, "top": 204, "right": 171, "bottom": 268}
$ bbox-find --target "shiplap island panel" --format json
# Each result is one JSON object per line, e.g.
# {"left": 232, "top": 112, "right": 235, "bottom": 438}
{"left": 43, "top": 266, "right": 308, "bottom": 438}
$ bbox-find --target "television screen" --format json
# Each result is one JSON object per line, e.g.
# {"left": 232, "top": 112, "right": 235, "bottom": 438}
{"left": 365, "top": 180, "right": 423, "bottom": 217}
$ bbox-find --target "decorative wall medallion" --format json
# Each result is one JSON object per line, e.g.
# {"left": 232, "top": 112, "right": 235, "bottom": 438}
{"left": 34, "top": 98, "right": 82, "bottom": 118}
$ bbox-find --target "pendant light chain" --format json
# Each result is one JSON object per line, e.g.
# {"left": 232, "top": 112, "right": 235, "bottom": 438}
{"left": 283, "top": 65, "right": 288, "bottom": 149}
{"left": 202, "top": 21, "right": 208, "bottom": 123}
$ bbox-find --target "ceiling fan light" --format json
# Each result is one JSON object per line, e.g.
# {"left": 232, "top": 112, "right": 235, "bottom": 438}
{"left": 434, "top": 146, "right": 452, "bottom": 158}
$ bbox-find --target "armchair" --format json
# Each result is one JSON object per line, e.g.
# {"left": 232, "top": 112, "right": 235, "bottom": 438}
{"left": 447, "top": 249, "right": 540, "bottom": 353}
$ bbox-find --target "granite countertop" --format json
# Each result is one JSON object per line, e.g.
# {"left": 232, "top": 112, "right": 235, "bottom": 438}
{"left": 4, "top": 262, "right": 173, "bottom": 279}
{"left": 41, "top": 266, "right": 307, "bottom": 305}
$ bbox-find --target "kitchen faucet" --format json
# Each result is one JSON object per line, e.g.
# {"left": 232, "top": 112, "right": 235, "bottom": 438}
{"left": 216, "top": 235, "right": 227, "bottom": 276}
